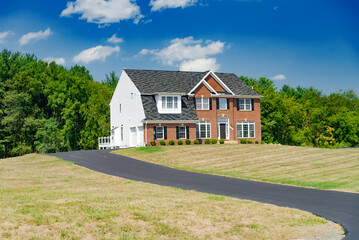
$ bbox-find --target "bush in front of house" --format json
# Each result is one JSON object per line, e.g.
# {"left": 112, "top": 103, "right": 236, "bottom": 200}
{"left": 219, "top": 139, "right": 225, "bottom": 144}
{"left": 205, "top": 139, "right": 211, "bottom": 144}
{"left": 239, "top": 139, "right": 247, "bottom": 144}
{"left": 247, "top": 140, "right": 253, "bottom": 144}
{"left": 211, "top": 139, "right": 218, "bottom": 144}
{"left": 169, "top": 139, "right": 175, "bottom": 145}
{"left": 177, "top": 140, "right": 183, "bottom": 145}
{"left": 255, "top": 141, "right": 259, "bottom": 144}
{"left": 185, "top": 139, "right": 191, "bottom": 145}
{"left": 194, "top": 139, "right": 200, "bottom": 144}
{"left": 160, "top": 140, "right": 166, "bottom": 146}
{"left": 150, "top": 140, "right": 156, "bottom": 146}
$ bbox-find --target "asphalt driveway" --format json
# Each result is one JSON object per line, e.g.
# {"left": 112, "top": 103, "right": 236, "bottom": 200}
{"left": 51, "top": 149, "right": 359, "bottom": 239}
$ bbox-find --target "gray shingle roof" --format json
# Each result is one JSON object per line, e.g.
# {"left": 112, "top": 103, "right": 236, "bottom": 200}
{"left": 124, "top": 69, "right": 260, "bottom": 96}
{"left": 141, "top": 95, "right": 198, "bottom": 121}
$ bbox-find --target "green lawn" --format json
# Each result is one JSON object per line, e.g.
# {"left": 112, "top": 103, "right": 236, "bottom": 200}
{"left": 0, "top": 153, "right": 341, "bottom": 239}
{"left": 116, "top": 144, "right": 359, "bottom": 193}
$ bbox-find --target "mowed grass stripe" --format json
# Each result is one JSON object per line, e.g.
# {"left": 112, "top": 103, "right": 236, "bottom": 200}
{"left": 116, "top": 145, "right": 359, "bottom": 192}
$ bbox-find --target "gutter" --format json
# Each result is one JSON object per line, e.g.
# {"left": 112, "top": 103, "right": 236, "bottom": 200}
{"left": 144, "top": 120, "right": 199, "bottom": 124}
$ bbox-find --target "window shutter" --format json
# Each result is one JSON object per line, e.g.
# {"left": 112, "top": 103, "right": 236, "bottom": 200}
{"left": 164, "top": 126, "right": 167, "bottom": 140}
{"left": 216, "top": 98, "right": 219, "bottom": 109}
{"left": 227, "top": 99, "right": 230, "bottom": 109}
{"left": 176, "top": 126, "right": 179, "bottom": 139}
{"left": 251, "top": 99, "right": 254, "bottom": 111}
{"left": 236, "top": 99, "right": 239, "bottom": 111}
{"left": 193, "top": 98, "right": 196, "bottom": 109}
{"left": 209, "top": 98, "right": 212, "bottom": 110}
{"left": 153, "top": 127, "right": 157, "bottom": 140}
{"left": 186, "top": 126, "right": 189, "bottom": 139}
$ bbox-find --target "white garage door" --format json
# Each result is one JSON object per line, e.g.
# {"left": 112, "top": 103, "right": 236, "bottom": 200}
{"left": 130, "top": 127, "right": 137, "bottom": 147}
{"left": 137, "top": 126, "right": 144, "bottom": 146}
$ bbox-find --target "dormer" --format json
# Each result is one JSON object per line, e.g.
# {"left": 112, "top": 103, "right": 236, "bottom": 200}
{"left": 188, "top": 71, "right": 234, "bottom": 96}
{"left": 155, "top": 93, "right": 182, "bottom": 114}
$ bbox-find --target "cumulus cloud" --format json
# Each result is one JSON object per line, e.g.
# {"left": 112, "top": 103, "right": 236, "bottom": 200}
{"left": 137, "top": 37, "right": 225, "bottom": 71}
{"left": 0, "top": 31, "right": 13, "bottom": 43}
{"left": 107, "top": 34, "right": 123, "bottom": 44}
{"left": 60, "top": 0, "right": 142, "bottom": 25}
{"left": 270, "top": 74, "right": 286, "bottom": 80}
{"left": 73, "top": 45, "right": 120, "bottom": 64}
{"left": 180, "top": 58, "right": 220, "bottom": 72}
{"left": 19, "top": 28, "right": 52, "bottom": 47}
{"left": 150, "top": 0, "right": 197, "bottom": 11}
{"left": 44, "top": 57, "right": 66, "bottom": 65}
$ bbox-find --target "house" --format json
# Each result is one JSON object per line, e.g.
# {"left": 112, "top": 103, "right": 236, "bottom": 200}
{"left": 98, "top": 69, "right": 262, "bottom": 149}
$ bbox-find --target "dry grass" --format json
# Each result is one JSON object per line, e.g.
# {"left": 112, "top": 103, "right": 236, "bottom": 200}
{"left": 0, "top": 153, "right": 339, "bottom": 239}
{"left": 116, "top": 144, "right": 359, "bottom": 193}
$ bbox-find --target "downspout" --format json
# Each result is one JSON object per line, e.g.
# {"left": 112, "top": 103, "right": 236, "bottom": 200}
{"left": 145, "top": 121, "right": 148, "bottom": 146}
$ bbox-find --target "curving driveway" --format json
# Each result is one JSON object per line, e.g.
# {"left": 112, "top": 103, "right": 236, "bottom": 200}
{"left": 51, "top": 149, "right": 359, "bottom": 239}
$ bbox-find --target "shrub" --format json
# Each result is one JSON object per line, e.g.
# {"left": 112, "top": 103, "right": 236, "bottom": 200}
{"left": 185, "top": 139, "right": 191, "bottom": 145}
{"left": 160, "top": 140, "right": 166, "bottom": 146}
{"left": 247, "top": 140, "right": 253, "bottom": 144}
{"left": 177, "top": 140, "right": 183, "bottom": 145}
{"left": 169, "top": 139, "right": 175, "bottom": 145}
{"left": 10, "top": 144, "right": 32, "bottom": 156}
{"left": 255, "top": 141, "right": 259, "bottom": 144}
{"left": 219, "top": 139, "right": 225, "bottom": 144}
{"left": 239, "top": 139, "right": 247, "bottom": 144}
{"left": 211, "top": 139, "right": 218, "bottom": 144}
{"left": 205, "top": 139, "right": 211, "bottom": 144}
{"left": 150, "top": 140, "right": 156, "bottom": 146}
{"left": 194, "top": 139, "right": 200, "bottom": 144}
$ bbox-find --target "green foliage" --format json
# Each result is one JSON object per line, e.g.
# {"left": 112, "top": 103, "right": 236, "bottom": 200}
{"left": 168, "top": 139, "right": 175, "bottom": 145}
{"left": 211, "top": 139, "right": 218, "bottom": 144}
{"left": 185, "top": 139, "right": 191, "bottom": 145}
{"left": 150, "top": 141, "right": 156, "bottom": 146}
{"left": 240, "top": 139, "right": 247, "bottom": 144}
{"left": 0, "top": 50, "right": 112, "bottom": 158}
{"left": 159, "top": 140, "right": 166, "bottom": 146}
{"left": 177, "top": 140, "right": 183, "bottom": 145}
{"left": 219, "top": 139, "right": 225, "bottom": 144}
{"left": 247, "top": 140, "right": 253, "bottom": 144}
{"left": 205, "top": 139, "right": 211, "bottom": 144}
{"left": 255, "top": 141, "right": 259, "bottom": 144}
{"left": 194, "top": 139, "right": 199, "bottom": 144}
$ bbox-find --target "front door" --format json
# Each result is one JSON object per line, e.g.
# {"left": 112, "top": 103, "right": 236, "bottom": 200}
{"left": 220, "top": 123, "right": 226, "bottom": 139}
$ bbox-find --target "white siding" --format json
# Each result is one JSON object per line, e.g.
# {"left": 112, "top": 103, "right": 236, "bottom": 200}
{"left": 110, "top": 70, "right": 146, "bottom": 148}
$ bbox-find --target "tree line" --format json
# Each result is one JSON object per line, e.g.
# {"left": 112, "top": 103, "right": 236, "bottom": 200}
{"left": 0, "top": 50, "right": 358, "bottom": 158}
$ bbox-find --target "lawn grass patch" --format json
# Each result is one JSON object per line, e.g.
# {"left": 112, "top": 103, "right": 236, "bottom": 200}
{"left": 116, "top": 144, "right": 359, "bottom": 192}
{"left": 0, "top": 153, "right": 339, "bottom": 239}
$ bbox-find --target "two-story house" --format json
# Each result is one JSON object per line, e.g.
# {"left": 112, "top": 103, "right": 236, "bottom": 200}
{"left": 98, "top": 69, "right": 262, "bottom": 149}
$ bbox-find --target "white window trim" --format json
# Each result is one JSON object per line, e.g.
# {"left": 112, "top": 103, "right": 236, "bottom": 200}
{"left": 237, "top": 122, "right": 255, "bottom": 138}
{"left": 196, "top": 121, "right": 211, "bottom": 139}
{"left": 196, "top": 97, "right": 210, "bottom": 110}
{"left": 239, "top": 99, "right": 252, "bottom": 111}
{"left": 156, "top": 126, "right": 164, "bottom": 140}
{"left": 157, "top": 95, "right": 181, "bottom": 114}
{"left": 218, "top": 98, "right": 227, "bottom": 110}
{"left": 178, "top": 126, "right": 187, "bottom": 139}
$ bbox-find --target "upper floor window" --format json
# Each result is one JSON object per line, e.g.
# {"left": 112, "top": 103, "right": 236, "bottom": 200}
{"left": 218, "top": 98, "right": 227, "bottom": 109}
{"left": 162, "top": 96, "right": 178, "bottom": 109}
{"left": 196, "top": 97, "right": 210, "bottom": 110}
{"left": 239, "top": 99, "right": 252, "bottom": 111}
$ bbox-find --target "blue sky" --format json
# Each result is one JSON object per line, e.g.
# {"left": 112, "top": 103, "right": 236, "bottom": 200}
{"left": 1, "top": 0, "right": 358, "bottom": 94}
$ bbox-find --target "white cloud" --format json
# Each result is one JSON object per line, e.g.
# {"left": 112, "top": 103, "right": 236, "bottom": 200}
{"left": 19, "top": 28, "right": 52, "bottom": 47}
{"left": 180, "top": 58, "right": 220, "bottom": 72}
{"left": 137, "top": 36, "right": 225, "bottom": 71}
{"left": 107, "top": 34, "right": 123, "bottom": 44}
{"left": 44, "top": 57, "right": 66, "bottom": 65}
{"left": 73, "top": 45, "right": 120, "bottom": 64}
{"left": 0, "top": 31, "right": 13, "bottom": 43}
{"left": 270, "top": 74, "right": 286, "bottom": 80}
{"left": 150, "top": 0, "right": 197, "bottom": 11}
{"left": 60, "top": 0, "right": 142, "bottom": 25}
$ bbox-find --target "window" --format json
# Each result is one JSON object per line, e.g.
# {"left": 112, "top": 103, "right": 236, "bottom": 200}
{"left": 162, "top": 96, "right": 179, "bottom": 110}
{"left": 218, "top": 98, "right": 227, "bottom": 109}
{"left": 119, "top": 103, "right": 122, "bottom": 113}
{"left": 237, "top": 122, "right": 255, "bottom": 138}
{"left": 178, "top": 126, "right": 186, "bottom": 139}
{"left": 121, "top": 125, "right": 124, "bottom": 141}
{"left": 196, "top": 121, "right": 211, "bottom": 139}
{"left": 239, "top": 99, "right": 252, "bottom": 111}
{"left": 156, "top": 126, "right": 164, "bottom": 139}
{"left": 196, "top": 98, "right": 210, "bottom": 110}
